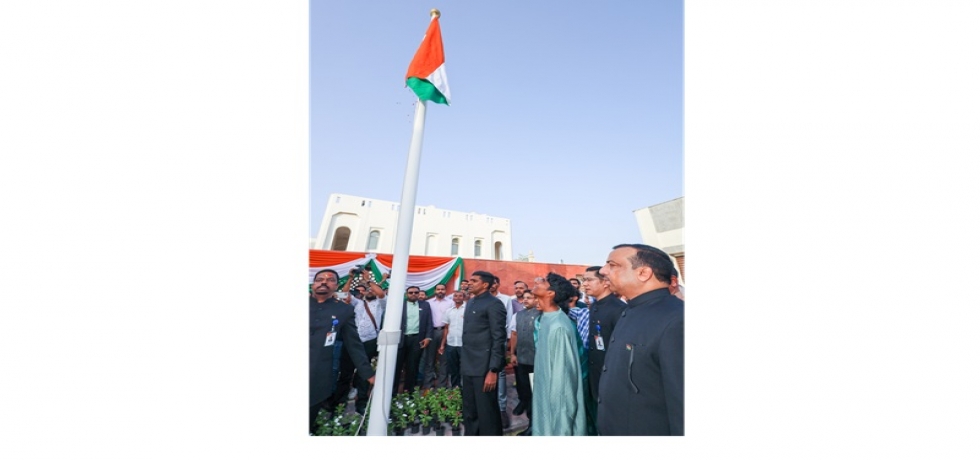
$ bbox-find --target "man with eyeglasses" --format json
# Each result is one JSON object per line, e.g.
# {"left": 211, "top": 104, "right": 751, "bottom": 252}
{"left": 581, "top": 266, "right": 627, "bottom": 426}
{"left": 391, "top": 285, "right": 434, "bottom": 396}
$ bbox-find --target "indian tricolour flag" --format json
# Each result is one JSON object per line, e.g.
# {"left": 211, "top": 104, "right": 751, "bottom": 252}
{"left": 405, "top": 15, "right": 451, "bottom": 105}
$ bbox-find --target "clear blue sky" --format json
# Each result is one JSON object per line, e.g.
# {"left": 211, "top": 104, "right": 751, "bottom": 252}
{"left": 310, "top": 0, "right": 683, "bottom": 265}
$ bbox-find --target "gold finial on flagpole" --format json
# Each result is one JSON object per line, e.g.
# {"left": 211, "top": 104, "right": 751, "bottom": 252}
{"left": 430, "top": 8, "right": 441, "bottom": 18}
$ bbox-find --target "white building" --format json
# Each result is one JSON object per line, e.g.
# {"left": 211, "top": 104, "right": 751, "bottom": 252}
{"left": 314, "top": 193, "right": 513, "bottom": 260}
{"left": 634, "top": 196, "right": 684, "bottom": 281}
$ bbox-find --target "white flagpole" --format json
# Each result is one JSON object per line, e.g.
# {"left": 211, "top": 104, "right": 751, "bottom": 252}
{"left": 366, "top": 97, "right": 428, "bottom": 436}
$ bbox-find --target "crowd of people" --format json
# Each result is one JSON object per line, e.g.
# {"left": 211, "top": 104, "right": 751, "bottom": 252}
{"left": 309, "top": 243, "right": 685, "bottom": 436}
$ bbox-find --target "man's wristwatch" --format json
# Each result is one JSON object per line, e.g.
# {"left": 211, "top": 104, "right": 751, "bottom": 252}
{"left": 490, "top": 367, "right": 500, "bottom": 374}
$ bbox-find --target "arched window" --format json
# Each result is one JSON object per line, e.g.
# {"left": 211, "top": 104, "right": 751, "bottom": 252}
{"left": 494, "top": 242, "right": 503, "bottom": 260}
{"left": 451, "top": 238, "right": 459, "bottom": 256}
{"left": 425, "top": 234, "right": 437, "bottom": 256}
{"left": 331, "top": 227, "right": 351, "bottom": 251}
{"left": 474, "top": 240, "right": 482, "bottom": 258}
{"left": 367, "top": 230, "right": 380, "bottom": 251}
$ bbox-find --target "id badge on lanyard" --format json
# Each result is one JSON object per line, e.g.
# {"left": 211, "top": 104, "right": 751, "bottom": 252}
{"left": 594, "top": 323, "right": 605, "bottom": 351}
{"left": 325, "top": 317, "right": 339, "bottom": 346}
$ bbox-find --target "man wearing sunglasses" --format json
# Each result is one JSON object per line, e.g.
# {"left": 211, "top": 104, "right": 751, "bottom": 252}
{"left": 391, "top": 285, "right": 434, "bottom": 396}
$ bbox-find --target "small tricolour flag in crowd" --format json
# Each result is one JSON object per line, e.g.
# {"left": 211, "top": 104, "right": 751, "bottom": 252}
{"left": 405, "top": 12, "right": 451, "bottom": 105}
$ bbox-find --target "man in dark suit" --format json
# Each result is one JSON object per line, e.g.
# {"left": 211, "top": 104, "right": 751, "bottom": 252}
{"left": 460, "top": 270, "right": 508, "bottom": 436}
{"left": 392, "top": 285, "right": 434, "bottom": 395}
{"left": 582, "top": 265, "right": 628, "bottom": 406}
{"left": 597, "top": 244, "right": 684, "bottom": 436}
{"left": 310, "top": 269, "right": 374, "bottom": 434}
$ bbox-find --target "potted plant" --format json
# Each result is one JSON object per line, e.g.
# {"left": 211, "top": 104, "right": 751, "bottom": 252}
{"left": 326, "top": 403, "right": 351, "bottom": 436}
{"left": 338, "top": 413, "right": 354, "bottom": 436}
{"left": 449, "top": 410, "right": 463, "bottom": 436}
{"left": 314, "top": 403, "right": 371, "bottom": 436}
{"left": 313, "top": 408, "right": 333, "bottom": 436}
{"left": 428, "top": 387, "right": 448, "bottom": 436}
{"left": 419, "top": 408, "right": 434, "bottom": 435}
{"left": 318, "top": 408, "right": 345, "bottom": 436}
{"left": 389, "top": 394, "right": 407, "bottom": 436}
{"left": 406, "top": 389, "right": 421, "bottom": 433}
{"left": 447, "top": 387, "right": 463, "bottom": 435}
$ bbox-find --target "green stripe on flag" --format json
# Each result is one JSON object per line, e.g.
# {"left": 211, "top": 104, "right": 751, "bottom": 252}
{"left": 422, "top": 257, "right": 464, "bottom": 298}
{"left": 407, "top": 77, "right": 448, "bottom": 105}
{"left": 366, "top": 260, "right": 390, "bottom": 290}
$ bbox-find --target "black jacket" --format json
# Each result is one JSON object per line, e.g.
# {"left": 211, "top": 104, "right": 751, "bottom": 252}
{"left": 310, "top": 297, "right": 374, "bottom": 406}
{"left": 587, "top": 294, "right": 628, "bottom": 398}
{"left": 459, "top": 291, "right": 508, "bottom": 377}
{"left": 596, "top": 288, "right": 684, "bottom": 435}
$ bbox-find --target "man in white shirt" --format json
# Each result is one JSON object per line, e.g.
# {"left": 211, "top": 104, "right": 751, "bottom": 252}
{"left": 438, "top": 290, "right": 467, "bottom": 388}
{"left": 330, "top": 270, "right": 388, "bottom": 414}
{"left": 422, "top": 283, "right": 455, "bottom": 389}
{"left": 339, "top": 271, "right": 387, "bottom": 414}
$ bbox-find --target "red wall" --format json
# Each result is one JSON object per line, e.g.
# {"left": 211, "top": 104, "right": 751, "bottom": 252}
{"left": 461, "top": 258, "right": 591, "bottom": 297}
